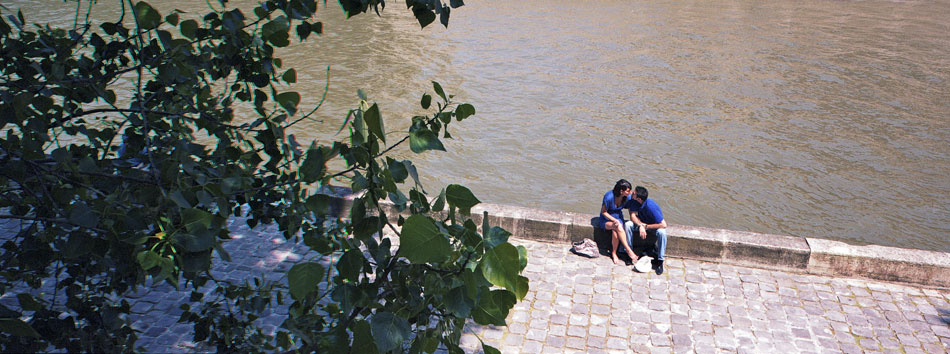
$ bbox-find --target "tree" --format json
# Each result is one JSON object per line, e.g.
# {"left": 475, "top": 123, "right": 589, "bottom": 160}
{"left": 0, "top": 0, "right": 527, "bottom": 352}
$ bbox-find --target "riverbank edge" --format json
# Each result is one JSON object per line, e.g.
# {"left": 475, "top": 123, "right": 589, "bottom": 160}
{"left": 317, "top": 186, "right": 950, "bottom": 289}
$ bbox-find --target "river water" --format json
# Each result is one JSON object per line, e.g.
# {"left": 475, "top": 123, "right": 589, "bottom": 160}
{"left": 10, "top": 0, "right": 950, "bottom": 252}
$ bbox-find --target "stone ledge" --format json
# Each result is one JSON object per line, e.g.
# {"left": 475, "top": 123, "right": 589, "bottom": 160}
{"left": 317, "top": 188, "right": 949, "bottom": 288}
{"left": 807, "top": 238, "right": 950, "bottom": 288}
{"left": 666, "top": 225, "right": 811, "bottom": 271}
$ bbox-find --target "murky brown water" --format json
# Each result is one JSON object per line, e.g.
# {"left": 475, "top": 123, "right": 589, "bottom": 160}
{"left": 11, "top": 0, "right": 950, "bottom": 251}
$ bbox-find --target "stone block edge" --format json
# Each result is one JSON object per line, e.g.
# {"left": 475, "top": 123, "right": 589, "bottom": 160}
{"left": 317, "top": 187, "right": 949, "bottom": 288}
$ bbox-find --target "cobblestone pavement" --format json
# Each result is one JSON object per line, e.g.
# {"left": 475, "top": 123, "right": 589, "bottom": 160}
{"left": 2, "top": 218, "right": 949, "bottom": 353}
{"left": 466, "top": 240, "right": 950, "bottom": 354}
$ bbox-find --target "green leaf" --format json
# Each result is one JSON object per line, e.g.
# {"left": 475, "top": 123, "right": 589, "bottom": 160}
{"left": 406, "top": 161, "right": 421, "bottom": 188}
{"left": 287, "top": 262, "right": 325, "bottom": 300}
{"left": 446, "top": 184, "right": 480, "bottom": 216}
{"left": 133, "top": 1, "right": 162, "bottom": 29}
{"left": 299, "top": 148, "right": 326, "bottom": 183}
{"left": 352, "top": 319, "right": 379, "bottom": 354}
{"left": 336, "top": 250, "right": 363, "bottom": 283}
{"left": 16, "top": 294, "right": 44, "bottom": 312}
{"left": 386, "top": 157, "right": 408, "bottom": 183}
{"left": 262, "top": 16, "right": 291, "bottom": 47}
{"left": 421, "top": 93, "right": 431, "bottom": 109}
{"left": 68, "top": 203, "right": 99, "bottom": 229}
{"left": 154, "top": 257, "right": 176, "bottom": 284}
{"left": 482, "top": 343, "right": 501, "bottom": 354}
{"left": 388, "top": 190, "right": 408, "bottom": 209}
{"left": 350, "top": 197, "right": 367, "bottom": 227}
{"left": 136, "top": 250, "right": 162, "bottom": 270}
{"left": 485, "top": 226, "right": 511, "bottom": 248}
{"left": 296, "top": 22, "right": 312, "bottom": 40}
{"left": 409, "top": 129, "right": 445, "bottom": 153}
{"left": 461, "top": 269, "right": 491, "bottom": 300}
{"left": 332, "top": 283, "right": 365, "bottom": 316}
{"left": 370, "top": 312, "right": 410, "bottom": 353}
{"left": 456, "top": 103, "right": 475, "bottom": 121}
{"left": 438, "top": 111, "right": 452, "bottom": 124}
{"left": 482, "top": 242, "right": 529, "bottom": 300}
{"left": 282, "top": 68, "right": 297, "bottom": 84}
{"left": 169, "top": 190, "right": 191, "bottom": 208}
{"left": 432, "top": 81, "right": 447, "bottom": 102}
{"left": 173, "top": 231, "right": 216, "bottom": 252}
{"left": 0, "top": 318, "right": 40, "bottom": 338}
{"left": 458, "top": 220, "right": 482, "bottom": 247}
{"left": 0, "top": 14, "right": 10, "bottom": 36}
{"left": 398, "top": 215, "right": 450, "bottom": 264}
{"left": 305, "top": 194, "right": 331, "bottom": 216}
{"left": 253, "top": 6, "right": 267, "bottom": 19}
{"left": 439, "top": 6, "right": 451, "bottom": 27}
{"left": 432, "top": 188, "right": 446, "bottom": 212}
{"left": 165, "top": 12, "right": 179, "bottom": 26}
{"left": 471, "top": 289, "right": 516, "bottom": 326}
{"left": 444, "top": 286, "right": 473, "bottom": 317}
{"left": 412, "top": 6, "right": 436, "bottom": 28}
{"left": 180, "top": 19, "right": 198, "bottom": 39}
{"left": 64, "top": 234, "right": 94, "bottom": 259}
{"left": 180, "top": 251, "right": 212, "bottom": 273}
{"left": 215, "top": 243, "right": 232, "bottom": 263}
{"left": 517, "top": 245, "right": 528, "bottom": 270}
{"left": 364, "top": 103, "right": 385, "bottom": 143}
{"left": 277, "top": 91, "right": 300, "bottom": 115}
{"left": 181, "top": 208, "right": 212, "bottom": 232}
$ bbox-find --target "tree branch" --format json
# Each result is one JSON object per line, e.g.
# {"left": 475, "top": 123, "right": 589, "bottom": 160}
{"left": 0, "top": 215, "right": 107, "bottom": 234}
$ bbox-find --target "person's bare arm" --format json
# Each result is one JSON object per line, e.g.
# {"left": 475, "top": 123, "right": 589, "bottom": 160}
{"left": 629, "top": 214, "right": 647, "bottom": 239}
{"left": 602, "top": 204, "right": 620, "bottom": 225}
{"left": 644, "top": 219, "right": 668, "bottom": 230}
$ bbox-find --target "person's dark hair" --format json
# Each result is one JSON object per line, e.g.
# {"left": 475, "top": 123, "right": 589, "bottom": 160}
{"left": 635, "top": 186, "right": 649, "bottom": 201}
{"left": 612, "top": 179, "right": 632, "bottom": 198}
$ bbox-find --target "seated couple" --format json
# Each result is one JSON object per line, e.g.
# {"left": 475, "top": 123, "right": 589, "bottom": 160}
{"left": 596, "top": 179, "right": 668, "bottom": 275}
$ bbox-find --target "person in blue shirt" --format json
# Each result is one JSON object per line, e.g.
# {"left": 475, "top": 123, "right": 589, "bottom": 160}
{"left": 625, "top": 185, "right": 669, "bottom": 275}
{"left": 598, "top": 179, "right": 638, "bottom": 264}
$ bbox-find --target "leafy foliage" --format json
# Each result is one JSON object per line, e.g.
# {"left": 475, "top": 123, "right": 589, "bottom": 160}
{"left": 0, "top": 0, "right": 525, "bottom": 353}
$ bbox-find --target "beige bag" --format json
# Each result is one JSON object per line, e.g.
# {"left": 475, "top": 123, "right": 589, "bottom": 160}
{"left": 571, "top": 238, "right": 599, "bottom": 258}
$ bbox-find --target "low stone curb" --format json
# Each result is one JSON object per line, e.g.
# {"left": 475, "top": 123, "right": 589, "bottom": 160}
{"left": 317, "top": 187, "right": 950, "bottom": 288}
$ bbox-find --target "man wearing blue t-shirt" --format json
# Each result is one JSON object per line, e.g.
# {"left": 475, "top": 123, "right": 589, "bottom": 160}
{"left": 624, "top": 186, "right": 668, "bottom": 275}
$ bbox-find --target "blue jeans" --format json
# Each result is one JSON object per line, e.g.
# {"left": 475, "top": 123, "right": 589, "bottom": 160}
{"left": 624, "top": 221, "right": 667, "bottom": 261}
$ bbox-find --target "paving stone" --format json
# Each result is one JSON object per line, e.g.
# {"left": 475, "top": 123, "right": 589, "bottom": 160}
{"left": 839, "top": 342, "right": 863, "bottom": 354}
{"left": 878, "top": 336, "right": 901, "bottom": 350}
{"left": 525, "top": 328, "right": 546, "bottom": 341}
{"left": 917, "top": 332, "right": 940, "bottom": 344}
{"left": 569, "top": 313, "right": 589, "bottom": 326}
{"left": 110, "top": 233, "right": 950, "bottom": 353}
{"left": 505, "top": 334, "right": 524, "bottom": 347}
{"left": 529, "top": 318, "right": 549, "bottom": 329}
{"left": 858, "top": 337, "right": 881, "bottom": 350}
{"left": 650, "top": 333, "right": 671, "bottom": 347}
{"left": 932, "top": 324, "right": 950, "bottom": 338}
{"left": 851, "top": 325, "right": 874, "bottom": 338}
{"left": 522, "top": 340, "right": 543, "bottom": 354}
{"left": 897, "top": 333, "right": 922, "bottom": 347}
{"left": 922, "top": 342, "right": 946, "bottom": 353}
{"left": 586, "top": 335, "right": 606, "bottom": 349}
{"left": 545, "top": 335, "right": 565, "bottom": 348}
{"left": 509, "top": 322, "right": 528, "bottom": 335}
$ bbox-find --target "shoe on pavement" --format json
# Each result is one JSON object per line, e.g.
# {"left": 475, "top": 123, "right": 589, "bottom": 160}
{"left": 654, "top": 260, "right": 664, "bottom": 275}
